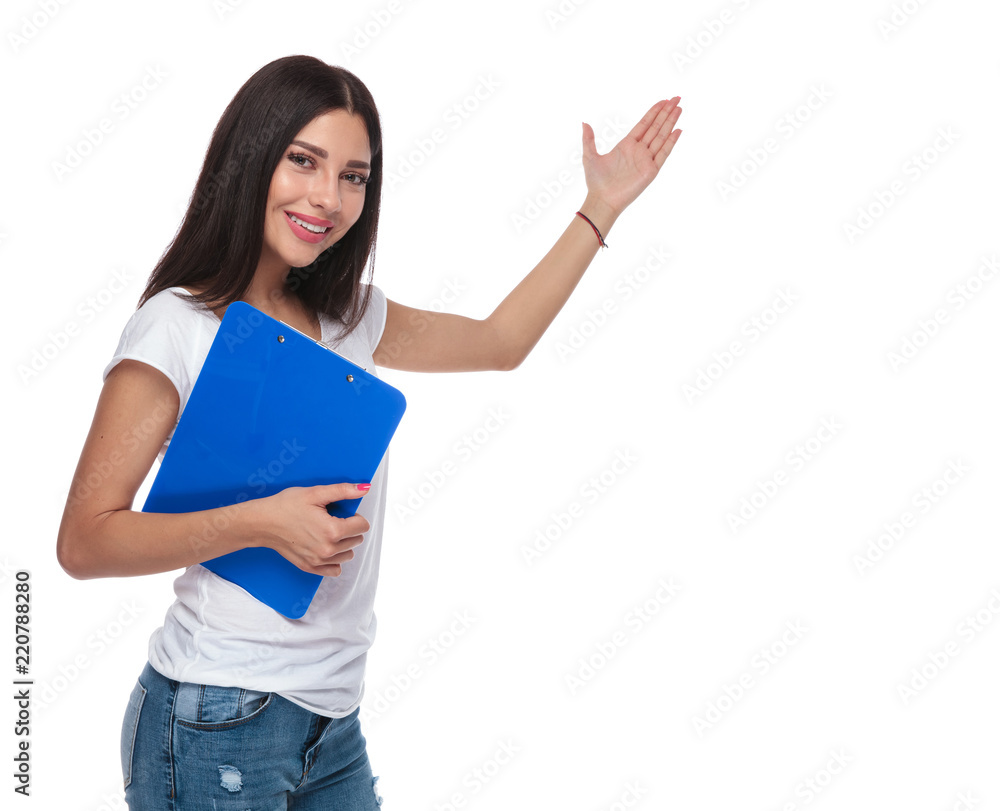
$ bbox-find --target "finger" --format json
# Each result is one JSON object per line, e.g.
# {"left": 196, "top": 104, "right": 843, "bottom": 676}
{"left": 300, "top": 538, "right": 358, "bottom": 572}
{"left": 653, "top": 127, "right": 682, "bottom": 169}
{"left": 326, "top": 548, "right": 355, "bottom": 566}
{"left": 627, "top": 97, "right": 678, "bottom": 146}
{"left": 624, "top": 99, "right": 667, "bottom": 144}
{"left": 336, "top": 514, "right": 371, "bottom": 537}
{"left": 309, "top": 482, "right": 372, "bottom": 504}
{"left": 639, "top": 99, "right": 681, "bottom": 150}
{"left": 303, "top": 546, "right": 357, "bottom": 571}
{"left": 288, "top": 554, "right": 344, "bottom": 576}
{"left": 329, "top": 532, "right": 367, "bottom": 554}
{"left": 647, "top": 105, "right": 682, "bottom": 160}
{"left": 581, "top": 121, "right": 597, "bottom": 160}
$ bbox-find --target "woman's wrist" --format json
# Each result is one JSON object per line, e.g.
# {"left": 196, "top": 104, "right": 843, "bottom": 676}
{"left": 230, "top": 496, "right": 271, "bottom": 550}
{"left": 578, "top": 194, "right": 622, "bottom": 241}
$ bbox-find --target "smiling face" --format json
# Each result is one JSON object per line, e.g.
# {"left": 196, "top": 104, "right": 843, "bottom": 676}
{"left": 258, "top": 109, "right": 373, "bottom": 277}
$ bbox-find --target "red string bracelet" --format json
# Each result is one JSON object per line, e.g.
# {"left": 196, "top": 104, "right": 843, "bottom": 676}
{"left": 575, "top": 210, "right": 608, "bottom": 249}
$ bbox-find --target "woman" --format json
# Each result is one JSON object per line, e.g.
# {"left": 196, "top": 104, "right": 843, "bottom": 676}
{"left": 56, "top": 55, "right": 682, "bottom": 809}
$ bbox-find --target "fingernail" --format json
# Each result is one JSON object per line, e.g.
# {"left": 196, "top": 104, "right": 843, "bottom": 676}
{"left": 357, "top": 483, "right": 371, "bottom": 492}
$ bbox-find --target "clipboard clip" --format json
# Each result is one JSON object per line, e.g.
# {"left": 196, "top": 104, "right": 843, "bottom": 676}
{"left": 276, "top": 319, "right": 369, "bottom": 373}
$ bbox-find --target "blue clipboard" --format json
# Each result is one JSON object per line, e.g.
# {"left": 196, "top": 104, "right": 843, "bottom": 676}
{"left": 141, "top": 301, "right": 406, "bottom": 619}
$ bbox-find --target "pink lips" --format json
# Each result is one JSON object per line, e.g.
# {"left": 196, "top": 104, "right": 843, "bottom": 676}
{"left": 284, "top": 211, "right": 333, "bottom": 244}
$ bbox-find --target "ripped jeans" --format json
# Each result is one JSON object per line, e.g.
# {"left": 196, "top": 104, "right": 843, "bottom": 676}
{"left": 121, "top": 661, "right": 383, "bottom": 810}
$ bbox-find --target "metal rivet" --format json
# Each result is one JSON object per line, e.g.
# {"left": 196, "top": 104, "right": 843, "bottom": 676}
{"left": 346, "top": 374, "right": 354, "bottom": 383}
{"left": 277, "top": 335, "right": 284, "bottom": 343}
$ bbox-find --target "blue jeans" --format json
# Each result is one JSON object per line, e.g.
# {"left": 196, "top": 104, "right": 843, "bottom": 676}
{"left": 120, "top": 661, "right": 383, "bottom": 810}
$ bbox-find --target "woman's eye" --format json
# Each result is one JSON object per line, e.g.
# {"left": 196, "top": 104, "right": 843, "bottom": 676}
{"left": 288, "top": 152, "right": 314, "bottom": 168}
{"left": 344, "top": 173, "right": 369, "bottom": 186}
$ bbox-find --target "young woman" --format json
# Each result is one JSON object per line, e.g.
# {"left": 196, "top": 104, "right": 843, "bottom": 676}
{"left": 56, "top": 55, "right": 682, "bottom": 810}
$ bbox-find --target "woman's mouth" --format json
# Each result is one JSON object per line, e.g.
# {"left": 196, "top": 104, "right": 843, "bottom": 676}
{"left": 285, "top": 212, "right": 333, "bottom": 244}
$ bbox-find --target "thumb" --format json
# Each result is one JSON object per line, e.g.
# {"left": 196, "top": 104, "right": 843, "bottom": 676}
{"left": 581, "top": 121, "right": 597, "bottom": 161}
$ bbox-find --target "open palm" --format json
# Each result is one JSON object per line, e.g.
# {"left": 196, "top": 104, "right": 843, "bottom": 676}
{"left": 582, "top": 97, "right": 683, "bottom": 215}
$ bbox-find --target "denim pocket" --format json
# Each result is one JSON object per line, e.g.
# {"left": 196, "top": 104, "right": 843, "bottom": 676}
{"left": 173, "top": 681, "right": 273, "bottom": 731}
{"left": 120, "top": 678, "right": 147, "bottom": 790}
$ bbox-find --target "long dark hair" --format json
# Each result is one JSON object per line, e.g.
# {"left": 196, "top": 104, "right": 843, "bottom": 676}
{"left": 138, "top": 55, "right": 382, "bottom": 333}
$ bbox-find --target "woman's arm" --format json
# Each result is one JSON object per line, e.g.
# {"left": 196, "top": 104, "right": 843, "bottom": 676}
{"left": 373, "top": 96, "right": 683, "bottom": 373}
{"left": 57, "top": 360, "right": 370, "bottom": 580}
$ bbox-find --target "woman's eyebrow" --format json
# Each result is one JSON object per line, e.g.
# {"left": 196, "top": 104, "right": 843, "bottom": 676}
{"left": 290, "top": 139, "right": 370, "bottom": 170}
{"left": 291, "top": 139, "right": 327, "bottom": 158}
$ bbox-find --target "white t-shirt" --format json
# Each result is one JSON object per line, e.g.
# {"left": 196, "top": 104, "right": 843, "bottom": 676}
{"left": 103, "top": 285, "right": 389, "bottom": 718}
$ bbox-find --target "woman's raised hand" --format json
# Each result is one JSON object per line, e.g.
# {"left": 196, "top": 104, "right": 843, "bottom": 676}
{"left": 581, "top": 96, "right": 683, "bottom": 217}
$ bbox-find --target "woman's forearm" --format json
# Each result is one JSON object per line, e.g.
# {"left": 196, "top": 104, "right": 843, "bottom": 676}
{"left": 486, "top": 194, "right": 621, "bottom": 369}
{"left": 57, "top": 499, "right": 265, "bottom": 580}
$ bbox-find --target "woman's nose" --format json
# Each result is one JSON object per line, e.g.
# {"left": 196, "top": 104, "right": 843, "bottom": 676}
{"left": 310, "top": 174, "right": 342, "bottom": 214}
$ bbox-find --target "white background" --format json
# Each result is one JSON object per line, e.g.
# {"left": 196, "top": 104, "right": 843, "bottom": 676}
{"left": 3, "top": 0, "right": 1000, "bottom": 808}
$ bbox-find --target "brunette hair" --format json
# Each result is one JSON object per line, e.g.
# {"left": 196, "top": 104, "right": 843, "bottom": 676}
{"left": 138, "top": 55, "right": 382, "bottom": 332}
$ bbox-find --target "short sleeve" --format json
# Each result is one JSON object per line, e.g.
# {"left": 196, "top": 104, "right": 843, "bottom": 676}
{"left": 365, "top": 284, "right": 388, "bottom": 353}
{"left": 102, "top": 289, "right": 216, "bottom": 417}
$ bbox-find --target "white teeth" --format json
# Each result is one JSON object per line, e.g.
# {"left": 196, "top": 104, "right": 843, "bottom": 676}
{"left": 289, "top": 214, "right": 329, "bottom": 234}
